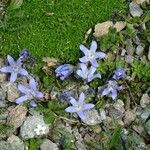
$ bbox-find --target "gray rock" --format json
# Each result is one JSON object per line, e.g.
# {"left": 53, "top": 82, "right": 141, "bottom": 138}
{"left": 113, "top": 99, "right": 125, "bottom": 113}
{"left": 140, "top": 93, "right": 150, "bottom": 108}
{"left": 132, "top": 125, "right": 144, "bottom": 134}
{"left": 82, "top": 109, "right": 101, "bottom": 125}
{"left": 40, "top": 139, "right": 59, "bottom": 150}
{"left": 7, "top": 135, "right": 24, "bottom": 150}
{"left": 145, "top": 121, "right": 150, "bottom": 135}
{"left": 140, "top": 109, "right": 150, "bottom": 120}
{"left": 20, "top": 114, "right": 49, "bottom": 139}
{"left": 7, "top": 105, "right": 27, "bottom": 129}
{"left": 136, "top": 44, "right": 144, "bottom": 56}
{"left": 125, "top": 55, "right": 134, "bottom": 64}
{"left": 75, "top": 141, "right": 86, "bottom": 150}
{"left": 1, "top": 82, "right": 20, "bottom": 102}
{"left": 0, "top": 88, "right": 7, "bottom": 108}
{"left": 129, "top": 2, "right": 143, "bottom": 17}
{"left": 0, "top": 141, "right": 11, "bottom": 150}
{"left": 124, "top": 110, "right": 136, "bottom": 125}
{"left": 99, "top": 108, "right": 106, "bottom": 121}
{"left": 83, "top": 133, "right": 93, "bottom": 143}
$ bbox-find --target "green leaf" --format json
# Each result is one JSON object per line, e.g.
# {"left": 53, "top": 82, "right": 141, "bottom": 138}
{"left": 143, "top": 12, "right": 150, "bottom": 23}
{"left": 109, "top": 127, "right": 122, "bottom": 149}
{"left": 8, "top": 0, "right": 23, "bottom": 10}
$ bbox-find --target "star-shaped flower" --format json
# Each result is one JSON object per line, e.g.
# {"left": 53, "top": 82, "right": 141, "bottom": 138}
{"left": 113, "top": 68, "right": 126, "bottom": 80}
{"left": 79, "top": 41, "right": 105, "bottom": 67}
{"left": 0, "top": 55, "right": 28, "bottom": 82}
{"left": 76, "top": 63, "right": 101, "bottom": 83}
{"left": 102, "top": 80, "right": 123, "bottom": 100}
{"left": 65, "top": 92, "right": 95, "bottom": 120}
{"left": 16, "top": 78, "right": 44, "bottom": 106}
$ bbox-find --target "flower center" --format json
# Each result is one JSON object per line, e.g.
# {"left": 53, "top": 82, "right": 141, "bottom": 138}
{"left": 12, "top": 64, "right": 20, "bottom": 73}
{"left": 86, "top": 51, "right": 95, "bottom": 60}
{"left": 74, "top": 104, "right": 82, "bottom": 112}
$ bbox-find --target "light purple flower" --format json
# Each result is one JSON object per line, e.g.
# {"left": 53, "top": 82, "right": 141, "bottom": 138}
{"left": 0, "top": 55, "right": 28, "bottom": 82}
{"left": 55, "top": 64, "right": 74, "bottom": 80}
{"left": 65, "top": 92, "right": 95, "bottom": 120}
{"left": 16, "top": 78, "right": 44, "bottom": 107}
{"left": 102, "top": 80, "right": 123, "bottom": 100}
{"left": 19, "top": 49, "right": 29, "bottom": 59}
{"left": 113, "top": 68, "right": 126, "bottom": 80}
{"left": 79, "top": 41, "right": 105, "bottom": 67}
{"left": 76, "top": 63, "right": 101, "bottom": 83}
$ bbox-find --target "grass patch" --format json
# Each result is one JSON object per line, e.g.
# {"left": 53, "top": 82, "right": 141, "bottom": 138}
{"left": 1, "top": 0, "right": 127, "bottom": 63}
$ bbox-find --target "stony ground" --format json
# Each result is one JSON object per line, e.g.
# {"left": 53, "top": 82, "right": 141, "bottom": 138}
{"left": 0, "top": 0, "right": 150, "bottom": 150}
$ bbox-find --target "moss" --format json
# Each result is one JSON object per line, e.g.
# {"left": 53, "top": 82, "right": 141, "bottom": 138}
{"left": 0, "top": 123, "right": 13, "bottom": 136}
{"left": 1, "top": 0, "right": 127, "bottom": 63}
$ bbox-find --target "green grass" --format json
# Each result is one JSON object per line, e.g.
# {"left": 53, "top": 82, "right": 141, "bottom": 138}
{"left": 0, "top": 0, "right": 127, "bottom": 63}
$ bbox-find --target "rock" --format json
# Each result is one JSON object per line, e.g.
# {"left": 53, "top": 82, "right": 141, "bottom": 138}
{"left": 113, "top": 99, "right": 125, "bottom": 113}
{"left": 7, "top": 105, "right": 27, "bottom": 129}
{"left": 106, "top": 52, "right": 116, "bottom": 61}
{"left": 133, "top": 36, "right": 141, "bottom": 45}
{"left": 133, "top": 0, "right": 149, "bottom": 4}
{"left": 125, "top": 55, "right": 134, "bottom": 64}
{"left": 93, "top": 21, "right": 126, "bottom": 38}
{"left": 75, "top": 141, "right": 86, "bottom": 150}
{"left": 83, "top": 133, "right": 93, "bottom": 143}
{"left": 40, "top": 139, "right": 59, "bottom": 150}
{"left": 0, "top": 58, "right": 7, "bottom": 82}
{"left": 140, "top": 109, "right": 150, "bottom": 120}
{"left": 0, "top": 88, "right": 7, "bottom": 108}
{"left": 99, "top": 108, "right": 106, "bottom": 120}
{"left": 1, "top": 82, "right": 20, "bottom": 102}
{"left": 129, "top": 2, "right": 143, "bottom": 17}
{"left": 50, "top": 87, "right": 59, "bottom": 100}
{"left": 132, "top": 125, "right": 144, "bottom": 134}
{"left": 7, "top": 135, "right": 24, "bottom": 150}
{"left": 148, "top": 46, "right": 150, "bottom": 61}
{"left": 140, "top": 93, "right": 150, "bottom": 108}
{"left": 145, "top": 121, "right": 150, "bottom": 135}
{"left": 136, "top": 44, "right": 144, "bottom": 56}
{"left": 124, "top": 110, "right": 136, "bottom": 125}
{"left": 82, "top": 109, "right": 101, "bottom": 125}
{"left": 93, "top": 21, "right": 113, "bottom": 38}
{"left": 0, "top": 141, "right": 11, "bottom": 150}
{"left": 113, "top": 21, "right": 126, "bottom": 32}
{"left": 20, "top": 114, "right": 49, "bottom": 139}
{"left": 126, "top": 39, "right": 135, "bottom": 55}
{"left": 121, "top": 49, "right": 127, "bottom": 56}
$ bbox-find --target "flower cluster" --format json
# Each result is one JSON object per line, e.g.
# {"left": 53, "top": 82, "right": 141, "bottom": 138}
{"left": 55, "top": 41, "right": 105, "bottom": 82}
{"left": 0, "top": 50, "right": 44, "bottom": 107}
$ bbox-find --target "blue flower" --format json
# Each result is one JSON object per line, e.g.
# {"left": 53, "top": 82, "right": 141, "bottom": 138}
{"left": 102, "top": 80, "right": 123, "bottom": 100}
{"left": 76, "top": 63, "right": 101, "bottom": 83}
{"left": 0, "top": 55, "right": 28, "bottom": 82}
{"left": 55, "top": 64, "right": 74, "bottom": 80}
{"left": 19, "top": 49, "right": 29, "bottom": 59}
{"left": 113, "top": 68, "right": 126, "bottom": 80}
{"left": 16, "top": 78, "right": 44, "bottom": 107}
{"left": 65, "top": 92, "right": 95, "bottom": 120}
{"left": 79, "top": 41, "right": 105, "bottom": 67}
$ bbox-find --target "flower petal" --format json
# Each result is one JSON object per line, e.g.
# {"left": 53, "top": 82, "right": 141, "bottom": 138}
{"left": 90, "top": 41, "right": 97, "bottom": 52}
{"left": 65, "top": 106, "right": 77, "bottom": 113}
{"left": 90, "top": 59, "right": 99, "bottom": 67}
{"left": 79, "top": 44, "right": 89, "bottom": 55}
{"left": 70, "top": 97, "right": 78, "bottom": 106}
{"left": 36, "top": 91, "right": 44, "bottom": 98}
{"left": 16, "top": 95, "right": 29, "bottom": 104}
{"left": 10, "top": 72, "right": 17, "bottom": 82}
{"left": 83, "top": 104, "right": 95, "bottom": 110}
{"left": 78, "top": 92, "right": 85, "bottom": 104}
{"left": 18, "top": 84, "right": 30, "bottom": 94}
{"left": 102, "top": 88, "right": 110, "bottom": 96}
{"left": 79, "top": 56, "right": 88, "bottom": 63}
{"left": 96, "top": 52, "right": 106, "bottom": 59}
{"left": 80, "top": 63, "right": 87, "bottom": 73}
{"left": 29, "top": 78, "right": 37, "bottom": 90}
{"left": 76, "top": 70, "right": 84, "bottom": 79}
{"left": 111, "top": 89, "right": 117, "bottom": 100}
{"left": 88, "top": 66, "right": 96, "bottom": 77}
{"left": 77, "top": 111, "right": 86, "bottom": 120}
{"left": 30, "top": 101, "right": 37, "bottom": 107}
{"left": 19, "top": 68, "right": 28, "bottom": 76}
{"left": 0, "top": 66, "right": 12, "bottom": 73}
{"left": 7, "top": 55, "right": 15, "bottom": 65}
{"left": 88, "top": 73, "right": 101, "bottom": 82}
